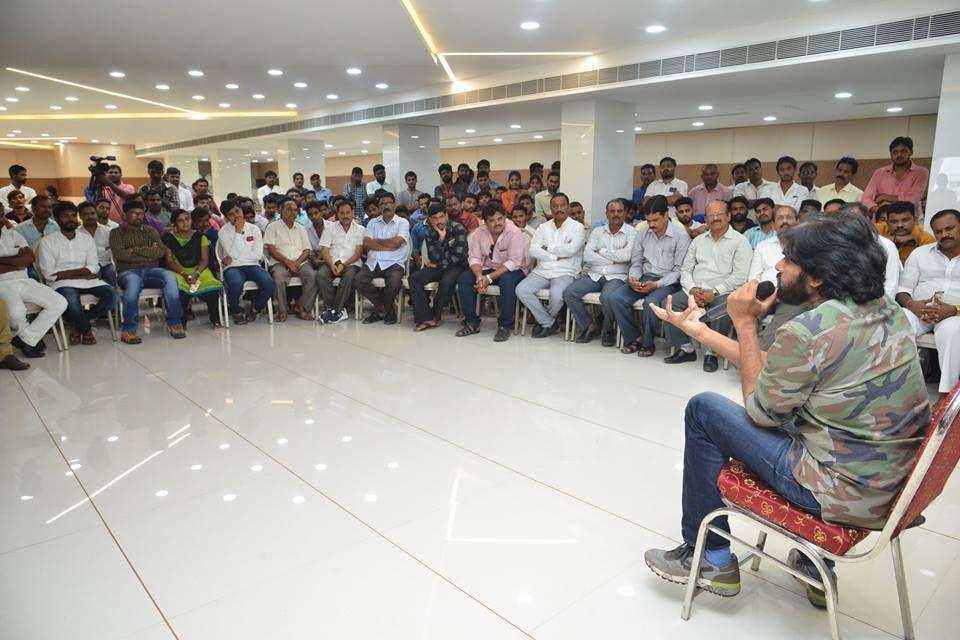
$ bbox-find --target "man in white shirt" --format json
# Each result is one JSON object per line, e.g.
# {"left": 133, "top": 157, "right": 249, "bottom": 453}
{"left": 733, "top": 158, "right": 779, "bottom": 210}
{"left": 78, "top": 201, "right": 117, "bottom": 289}
{"left": 355, "top": 192, "right": 410, "bottom": 324}
{"left": 364, "top": 164, "right": 395, "bottom": 197}
{"left": 264, "top": 197, "right": 317, "bottom": 321}
{"left": 534, "top": 171, "right": 561, "bottom": 223}
{"left": 38, "top": 202, "right": 117, "bottom": 345}
{"left": 0, "top": 164, "right": 37, "bottom": 216}
{"left": 816, "top": 157, "right": 864, "bottom": 205}
{"left": 799, "top": 162, "right": 819, "bottom": 199}
{"left": 517, "top": 192, "right": 586, "bottom": 338}
{"left": 664, "top": 200, "right": 752, "bottom": 372}
{"left": 563, "top": 198, "right": 635, "bottom": 345}
{"left": 256, "top": 171, "right": 284, "bottom": 208}
{"left": 218, "top": 200, "right": 275, "bottom": 324}
{"left": 643, "top": 157, "right": 689, "bottom": 219}
{"left": 895, "top": 208, "right": 960, "bottom": 399}
{"left": 772, "top": 156, "right": 811, "bottom": 210}
{"left": 95, "top": 198, "right": 120, "bottom": 230}
{"left": 0, "top": 220, "right": 66, "bottom": 358}
{"left": 165, "top": 167, "right": 194, "bottom": 212}
{"left": 318, "top": 200, "right": 365, "bottom": 324}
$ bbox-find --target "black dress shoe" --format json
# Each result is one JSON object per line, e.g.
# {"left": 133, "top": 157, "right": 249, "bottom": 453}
{"left": 574, "top": 329, "right": 593, "bottom": 344}
{"left": 493, "top": 326, "right": 511, "bottom": 342}
{"left": 601, "top": 333, "right": 616, "bottom": 347}
{"left": 12, "top": 336, "right": 45, "bottom": 358}
{"left": 362, "top": 312, "right": 384, "bottom": 324}
{"left": 534, "top": 322, "right": 560, "bottom": 339}
{"left": 34, "top": 338, "right": 47, "bottom": 352}
{"left": 703, "top": 355, "right": 719, "bottom": 373}
{"left": 663, "top": 350, "right": 696, "bottom": 365}
{"left": 531, "top": 324, "right": 546, "bottom": 338}
{"left": 383, "top": 315, "right": 397, "bottom": 325}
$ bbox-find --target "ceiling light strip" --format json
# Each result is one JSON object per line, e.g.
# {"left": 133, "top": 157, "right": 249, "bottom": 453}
{"left": 0, "top": 111, "right": 296, "bottom": 121}
{"left": 436, "top": 54, "right": 458, "bottom": 82}
{"left": 5, "top": 67, "right": 197, "bottom": 114}
{"left": 400, "top": 0, "right": 439, "bottom": 60}
{"left": 440, "top": 51, "right": 594, "bottom": 56}
{"left": 0, "top": 140, "right": 55, "bottom": 149}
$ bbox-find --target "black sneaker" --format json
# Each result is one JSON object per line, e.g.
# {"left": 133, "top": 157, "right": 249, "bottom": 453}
{"left": 533, "top": 323, "right": 559, "bottom": 339}
{"left": 11, "top": 336, "right": 44, "bottom": 358}
{"left": 494, "top": 326, "right": 511, "bottom": 342}
{"left": 703, "top": 354, "right": 719, "bottom": 372}
{"left": 601, "top": 332, "right": 616, "bottom": 347}
{"left": 664, "top": 350, "right": 697, "bottom": 364}
{"left": 362, "top": 312, "right": 384, "bottom": 324}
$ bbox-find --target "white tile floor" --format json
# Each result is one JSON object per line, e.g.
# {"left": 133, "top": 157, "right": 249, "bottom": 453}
{"left": 2, "top": 313, "right": 958, "bottom": 640}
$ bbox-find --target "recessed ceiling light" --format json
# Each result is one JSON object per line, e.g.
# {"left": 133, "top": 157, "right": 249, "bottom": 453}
{"left": 155, "top": 83, "right": 170, "bottom": 91}
{"left": 200, "top": 157, "right": 209, "bottom": 161}
{"left": 267, "top": 69, "right": 284, "bottom": 76}
{"left": 225, "top": 83, "right": 239, "bottom": 89}
{"left": 293, "top": 82, "right": 308, "bottom": 88}
{"left": 361, "top": 149, "right": 369, "bottom": 154}
{"left": 0, "top": 107, "right": 7, "bottom": 111}
{"left": 509, "top": 123, "right": 522, "bottom": 129}
{"left": 360, "top": 140, "right": 371, "bottom": 145}
{"left": 188, "top": 69, "right": 204, "bottom": 77}
{"left": 49, "top": 105, "right": 62, "bottom": 110}
{"left": 645, "top": 25, "right": 667, "bottom": 33}
{"left": 615, "top": 129, "right": 625, "bottom": 133}
{"left": 90, "top": 138, "right": 99, "bottom": 143}
{"left": 12, "top": 129, "right": 21, "bottom": 133}
{"left": 457, "top": 140, "right": 466, "bottom": 145}
{"left": 5, "top": 97, "right": 19, "bottom": 103}
{"left": 41, "top": 133, "right": 50, "bottom": 137}
{"left": 14, "top": 86, "right": 29, "bottom": 92}
{"left": 520, "top": 21, "right": 540, "bottom": 30}
{"left": 634, "top": 126, "right": 643, "bottom": 132}
{"left": 109, "top": 71, "right": 126, "bottom": 78}
{"left": 533, "top": 134, "right": 544, "bottom": 139}
{"left": 252, "top": 93, "right": 265, "bottom": 99}
{"left": 65, "top": 96, "right": 79, "bottom": 102}
{"left": 465, "top": 128, "right": 476, "bottom": 133}
{"left": 218, "top": 102, "right": 230, "bottom": 108}
{"left": 375, "top": 83, "right": 389, "bottom": 89}
{"left": 105, "top": 104, "right": 117, "bottom": 109}
{"left": 887, "top": 106, "right": 903, "bottom": 113}
{"left": 266, "top": 157, "right": 274, "bottom": 161}
{"left": 338, "top": 151, "right": 346, "bottom": 155}
{"left": 302, "top": 147, "right": 309, "bottom": 151}
{"left": 326, "top": 94, "right": 339, "bottom": 100}
{"left": 346, "top": 67, "right": 362, "bottom": 75}
{"left": 30, "top": 140, "right": 37, "bottom": 143}
{"left": 834, "top": 91, "right": 853, "bottom": 99}
{"left": 493, "top": 137, "right": 503, "bottom": 142}
{"left": 692, "top": 121, "right": 705, "bottom": 127}
{"left": 698, "top": 104, "right": 713, "bottom": 111}
{"left": 763, "top": 115, "right": 777, "bottom": 121}
{"left": 5, "top": 134, "right": 13, "bottom": 137}
{"left": 251, "top": 159, "right": 259, "bottom": 163}
{"left": 260, "top": 150, "right": 269, "bottom": 155}
{"left": 110, "top": 141, "right": 117, "bottom": 145}
{"left": 324, "top": 144, "right": 333, "bottom": 149}
{"left": 410, "top": 135, "right": 420, "bottom": 140}
{"left": 285, "top": 103, "right": 297, "bottom": 108}
{"left": 192, "top": 95, "right": 205, "bottom": 101}
{"left": 20, "top": 495, "right": 33, "bottom": 501}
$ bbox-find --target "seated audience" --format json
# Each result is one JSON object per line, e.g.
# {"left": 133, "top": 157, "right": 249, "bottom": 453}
{"left": 612, "top": 196, "right": 690, "bottom": 356}
{"left": 217, "top": 200, "right": 275, "bottom": 325}
{"left": 447, "top": 193, "right": 479, "bottom": 233}
{"left": 264, "top": 198, "right": 317, "bottom": 321}
{"left": 1, "top": 164, "right": 37, "bottom": 216}
{"left": 896, "top": 209, "right": 960, "bottom": 400}
{"left": 161, "top": 209, "right": 223, "bottom": 329}
{"left": 409, "top": 203, "right": 468, "bottom": 331}
{"left": 0, "top": 299, "right": 29, "bottom": 369}
{"left": 456, "top": 204, "right": 528, "bottom": 341}
{"left": 142, "top": 190, "right": 170, "bottom": 232}
{"left": 772, "top": 156, "right": 810, "bottom": 209}
{"left": 665, "top": 200, "right": 752, "bottom": 372}
{"left": 645, "top": 212, "right": 929, "bottom": 602}
{"left": 728, "top": 196, "right": 756, "bottom": 234}
{"left": 517, "top": 193, "right": 585, "bottom": 338}
{"left": 816, "top": 157, "right": 863, "bottom": 204}
{"left": 840, "top": 202, "right": 901, "bottom": 300}
{"left": 689, "top": 164, "right": 733, "bottom": 215}
{"left": 822, "top": 198, "right": 846, "bottom": 214}
{"left": 884, "top": 201, "right": 935, "bottom": 263}
{"left": 356, "top": 192, "right": 410, "bottom": 325}
{"left": 643, "top": 157, "right": 688, "bottom": 218}
{"left": 563, "top": 198, "right": 635, "bottom": 345}
{"left": 862, "top": 136, "right": 930, "bottom": 218}
{"left": 17, "top": 195, "right": 58, "bottom": 249}
{"left": 317, "top": 200, "right": 365, "bottom": 324}
{"left": 674, "top": 197, "right": 707, "bottom": 239}
{"left": 191, "top": 207, "right": 219, "bottom": 265}
{"left": 110, "top": 199, "right": 185, "bottom": 343}
{"left": 743, "top": 198, "right": 776, "bottom": 248}
{"left": 37, "top": 201, "right": 116, "bottom": 345}
{"left": 284, "top": 188, "right": 310, "bottom": 226}
{"left": 78, "top": 201, "right": 117, "bottom": 289}
{"left": 5, "top": 190, "right": 30, "bottom": 225}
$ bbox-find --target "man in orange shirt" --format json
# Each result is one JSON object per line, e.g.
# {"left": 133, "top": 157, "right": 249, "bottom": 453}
{"left": 884, "top": 201, "right": 935, "bottom": 263}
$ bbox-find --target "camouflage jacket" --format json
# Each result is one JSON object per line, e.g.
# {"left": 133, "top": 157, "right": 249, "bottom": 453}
{"left": 747, "top": 296, "right": 930, "bottom": 530}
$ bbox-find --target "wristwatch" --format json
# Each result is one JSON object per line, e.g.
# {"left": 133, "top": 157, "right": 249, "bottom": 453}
{"left": 955, "top": 304, "right": 960, "bottom": 317}
{"left": 485, "top": 275, "right": 494, "bottom": 285}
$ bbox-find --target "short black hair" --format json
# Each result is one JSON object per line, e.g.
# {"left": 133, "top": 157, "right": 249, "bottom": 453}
{"left": 779, "top": 212, "right": 885, "bottom": 304}
{"left": 731, "top": 163, "right": 746, "bottom": 174}
{"left": 52, "top": 201, "right": 77, "bottom": 218}
{"left": 438, "top": 163, "right": 452, "bottom": 174}
{"left": 799, "top": 161, "right": 818, "bottom": 173}
{"left": 277, "top": 197, "right": 297, "bottom": 210}
{"left": 147, "top": 160, "right": 164, "bottom": 171}
{"left": 122, "top": 199, "right": 145, "bottom": 213}
{"left": 728, "top": 195, "right": 750, "bottom": 209}
{"left": 477, "top": 159, "right": 491, "bottom": 168}
{"left": 836, "top": 156, "right": 859, "bottom": 174}
{"left": 518, "top": 193, "right": 533, "bottom": 204}
{"left": 754, "top": 197, "right": 775, "bottom": 210}
{"left": 776, "top": 155, "right": 797, "bottom": 170}
{"left": 263, "top": 193, "right": 280, "bottom": 205}
{"left": 551, "top": 161, "right": 560, "bottom": 170}
{"left": 166, "top": 166, "right": 181, "bottom": 176}
{"left": 351, "top": 166, "right": 363, "bottom": 176}
{"left": 889, "top": 136, "right": 914, "bottom": 153}
{"left": 931, "top": 209, "right": 960, "bottom": 227}
{"left": 285, "top": 187, "right": 301, "bottom": 195}
{"left": 264, "top": 170, "right": 278, "bottom": 179}
{"left": 659, "top": 156, "right": 677, "bottom": 167}
{"left": 640, "top": 163, "right": 656, "bottom": 173}
{"left": 404, "top": 170, "right": 417, "bottom": 180}
{"left": 745, "top": 157, "right": 761, "bottom": 168}
{"left": 220, "top": 199, "right": 240, "bottom": 214}
{"left": 445, "top": 192, "right": 461, "bottom": 203}
{"left": 481, "top": 202, "right": 505, "bottom": 220}
{"left": 674, "top": 196, "right": 693, "bottom": 209}
{"left": 887, "top": 201, "right": 916, "bottom": 217}
{"left": 337, "top": 199, "right": 354, "bottom": 211}
{"left": 305, "top": 201, "right": 324, "bottom": 213}
{"left": 463, "top": 193, "right": 478, "bottom": 202}
{"left": 546, "top": 170, "right": 560, "bottom": 180}
{"left": 549, "top": 191, "right": 569, "bottom": 205}
{"left": 800, "top": 199, "right": 822, "bottom": 212}
{"left": 310, "top": 173, "right": 321, "bottom": 180}
{"left": 192, "top": 178, "right": 208, "bottom": 188}
{"left": 292, "top": 172, "right": 304, "bottom": 179}
{"left": 427, "top": 203, "right": 446, "bottom": 217}
{"left": 191, "top": 207, "right": 210, "bottom": 223}
{"left": 823, "top": 198, "right": 847, "bottom": 210}
{"left": 76, "top": 200, "right": 96, "bottom": 214}
{"left": 417, "top": 193, "right": 431, "bottom": 202}
{"left": 143, "top": 189, "right": 162, "bottom": 200}
{"left": 476, "top": 170, "right": 489, "bottom": 179}
{"left": 95, "top": 198, "right": 110, "bottom": 206}
{"left": 529, "top": 162, "right": 544, "bottom": 174}
{"left": 646, "top": 195, "right": 669, "bottom": 216}
{"left": 376, "top": 191, "right": 395, "bottom": 204}
{"left": 8, "top": 164, "right": 26, "bottom": 177}
{"left": 373, "top": 164, "right": 385, "bottom": 173}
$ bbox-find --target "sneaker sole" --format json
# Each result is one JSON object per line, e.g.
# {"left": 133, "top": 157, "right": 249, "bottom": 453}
{"left": 645, "top": 558, "right": 741, "bottom": 597}
{"left": 787, "top": 550, "right": 830, "bottom": 609}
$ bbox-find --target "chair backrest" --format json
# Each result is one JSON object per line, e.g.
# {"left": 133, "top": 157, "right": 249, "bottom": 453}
{"left": 889, "top": 383, "right": 960, "bottom": 538}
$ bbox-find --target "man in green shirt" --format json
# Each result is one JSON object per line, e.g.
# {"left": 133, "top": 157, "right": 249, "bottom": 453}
{"left": 643, "top": 212, "right": 930, "bottom": 606}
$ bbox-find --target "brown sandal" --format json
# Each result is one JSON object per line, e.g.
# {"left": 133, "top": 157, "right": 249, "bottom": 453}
{"left": 81, "top": 332, "right": 97, "bottom": 345}
{"left": 620, "top": 339, "right": 643, "bottom": 354}
{"left": 637, "top": 346, "right": 655, "bottom": 358}
{"left": 68, "top": 330, "right": 81, "bottom": 345}
{"left": 455, "top": 323, "right": 480, "bottom": 337}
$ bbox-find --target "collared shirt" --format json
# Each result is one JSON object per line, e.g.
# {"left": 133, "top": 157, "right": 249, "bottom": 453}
{"left": 680, "top": 226, "right": 753, "bottom": 295}
{"left": 455, "top": 211, "right": 480, "bottom": 233}
{"left": 309, "top": 186, "right": 332, "bottom": 203}
{"left": 862, "top": 163, "right": 930, "bottom": 216}
{"left": 263, "top": 219, "right": 311, "bottom": 266}
{"left": 884, "top": 225, "right": 936, "bottom": 264}
{"left": 37, "top": 232, "right": 106, "bottom": 290}
{"left": 81, "top": 224, "right": 113, "bottom": 266}
{"left": 899, "top": 243, "right": 960, "bottom": 304}
{"left": 363, "top": 214, "right": 410, "bottom": 270}
{"left": 0, "top": 227, "right": 29, "bottom": 281}
{"left": 0, "top": 183, "right": 37, "bottom": 215}
{"left": 469, "top": 178, "right": 501, "bottom": 194}
{"left": 108, "top": 223, "right": 165, "bottom": 272}
{"left": 631, "top": 184, "right": 649, "bottom": 206}
{"left": 365, "top": 180, "right": 396, "bottom": 196}
{"left": 218, "top": 222, "right": 264, "bottom": 269}
{"left": 733, "top": 179, "right": 779, "bottom": 203}
{"left": 343, "top": 183, "right": 368, "bottom": 221}
{"left": 320, "top": 220, "right": 365, "bottom": 264}
{"left": 256, "top": 184, "right": 285, "bottom": 208}
{"left": 689, "top": 183, "right": 733, "bottom": 214}
{"left": 878, "top": 235, "right": 902, "bottom": 300}
{"left": 644, "top": 179, "right": 689, "bottom": 217}
{"left": 253, "top": 215, "right": 272, "bottom": 234}
{"left": 529, "top": 216, "right": 585, "bottom": 279}
{"left": 772, "top": 182, "right": 811, "bottom": 210}
{"left": 306, "top": 221, "right": 328, "bottom": 252}
{"left": 174, "top": 184, "right": 194, "bottom": 211}
{"left": 816, "top": 181, "right": 864, "bottom": 205}
{"left": 102, "top": 219, "right": 120, "bottom": 230}
{"left": 84, "top": 182, "right": 134, "bottom": 223}
{"left": 743, "top": 225, "right": 777, "bottom": 249}
{"left": 397, "top": 188, "right": 424, "bottom": 210}
{"left": 139, "top": 182, "right": 179, "bottom": 215}
{"left": 424, "top": 221, "right": 469, "bottom": 271}
{"left": 468, "top": 220, "right": 527, "bottom": 273}
{"left": 629, "top": 223, "right": 691, "bottom": 287}
{"left": 534, "top": 189, "right": 556, "bottom": 222}
{"left": 582, "top": 223, "right": 636, "bottom": 281}
{"left": 748, "top": 236, "right": 784, "bottom": 284}
{"left": 747, "top": 296, "right": 928, "bottom": 529}
{"left": 411, "top": 219, "right": 429, "bottom": 256}
{"left": 294, "top": 209, "right": 310, "bottom": 227}
{"left": 16, "top": 218, "right": 59, "bottom": 249}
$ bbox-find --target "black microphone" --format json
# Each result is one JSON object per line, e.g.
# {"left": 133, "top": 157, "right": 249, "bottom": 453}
{"left": 699, "top": 280, "right": 776, "bottom": 323}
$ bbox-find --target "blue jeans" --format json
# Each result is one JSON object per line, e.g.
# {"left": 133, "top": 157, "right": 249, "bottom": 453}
{"left": 223, "top": 265, "right": 275, "bottom": 315}
{"left": 609, "top": 277, "right": 680, "bottom": 348}
{"left": 98, "top": 264, "right": 118, "bottom": 290}
{"left": 57, "top": 285, "right": 117, "bottom": 333}
{"left": 682, "top": 392, "right": 822, "bottom": 549}
{"left": 118, "top": 268, "right": 183, "bottom": 331}
{"left": 458, "top": 268, "right": 526, "bottom": 329}
{"left": 562, "top": 275, "right": 625, "bottom": 335}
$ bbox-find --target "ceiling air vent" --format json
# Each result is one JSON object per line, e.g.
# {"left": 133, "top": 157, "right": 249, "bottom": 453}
{"left": 598, "top": 67, "right": 618, "bottom": 84}
{"left": 661, "top": 56, "right": 685, "bottom": 75}
{"left": 638, "top": 60, "right": 661, "bottom": 78}
{"left": 914, "top": 16, "right": 930, "bottom": 39}
{"left": 808, "top": 31, "right": 841, "bottom": 54}
{"left": 777, "top": 37, "right": 807, "bottom": 59}
{"left": 617, "top": 65, "right": 638, "bottom": 82}
{"left": 694, "top": 51, "right": 721, "bottom": 71}
{"left": 840, "top": 25, "right": 876, "bottom": 49}
{"left": 720, "top": 46, "right": 748, "bottom": 67}
{"left": 877, "top": 19, "right": 914, "bottom": 44}
{"left": 747, "top": 42, "right": 776, "bottom": 63}
{"left": 931, "top": 11, "right": 960, "bottom": 37}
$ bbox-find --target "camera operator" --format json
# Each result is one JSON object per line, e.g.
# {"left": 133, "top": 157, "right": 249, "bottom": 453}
{"left": 84, "top": 163, "right": 133, "bottom": 224}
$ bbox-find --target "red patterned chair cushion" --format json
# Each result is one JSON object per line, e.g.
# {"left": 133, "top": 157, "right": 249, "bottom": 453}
{"left": 717, "top": 460, "right": 870, "bottom": 555}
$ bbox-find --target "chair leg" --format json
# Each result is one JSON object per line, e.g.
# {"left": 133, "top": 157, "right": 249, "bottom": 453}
{"left": 57, "top": 317, "right": 69, "bottom": 351}
{"left": 799, "top": 548, "right": 841, "bottom": 640}
{"left": 267, "top": 297, "right": 274, "bottom": 324}
{"left": 107, "top": 308, "right": 119, "bottom": 342}
{"left": 891, "top": 537, "right": 916, "bottom": 640}
{"left": 681, "top": 512, "right": 714, "bottom": 620}
{"left": 750, "top": 531, "right": 767, "bottom": 571}
{"left": 566, "top": 307, "right": 574, "bottom": 341}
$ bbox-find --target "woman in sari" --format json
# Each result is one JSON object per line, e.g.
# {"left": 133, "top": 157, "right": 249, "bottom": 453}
{"left": 162, "top": 209, "right": 223, "bottom": 328}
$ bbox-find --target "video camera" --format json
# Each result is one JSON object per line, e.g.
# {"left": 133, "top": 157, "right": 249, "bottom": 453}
{"left": 88, "top": 155, "right": 116, "bottom": 177}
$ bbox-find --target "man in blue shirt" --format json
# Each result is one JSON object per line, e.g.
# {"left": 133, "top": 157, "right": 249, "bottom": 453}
{"left": 308, "top": 174, "right": 332, "bottom": 203}
{"left": 632, "top": 164, "right": 657, "bottom": 206}
{"left": 355, "top": 192, "right": 410, "bottom": 324}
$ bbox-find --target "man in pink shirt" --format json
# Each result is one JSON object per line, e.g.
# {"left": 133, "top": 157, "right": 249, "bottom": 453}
{"left": 862, "top": 136, "right": 930, "bottom": 218}
{"left": 85, "top": 164, "right": 134, "bottom": 224}
{"left": 455, "top": 204, "right": 528, "bottom": 342}
{"left": 689, "top": 164, "right": 733, "bottom": 215}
